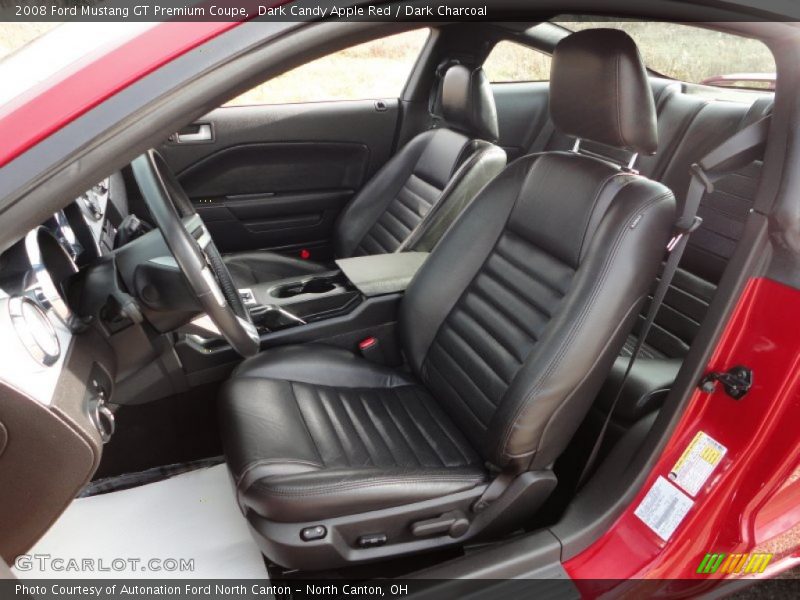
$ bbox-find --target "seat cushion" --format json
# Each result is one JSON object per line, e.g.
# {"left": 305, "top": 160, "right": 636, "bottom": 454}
{"left": 219, "top": 345, "right": 486, "bottom": 522}
{"left": 223, "top": 251, "right": 328, "bottom": 287}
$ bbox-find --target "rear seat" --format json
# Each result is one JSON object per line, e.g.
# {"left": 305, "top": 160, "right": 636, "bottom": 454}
{"left": 525, "top": 78, "right": 773, "bottom": 433}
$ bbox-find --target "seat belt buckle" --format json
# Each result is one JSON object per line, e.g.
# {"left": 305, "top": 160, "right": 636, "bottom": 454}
{"left": 667, "top": 216, "right": 703, "bottom": 252}
{"left": 358, "top": 336, "right": 386, "bottom": 364}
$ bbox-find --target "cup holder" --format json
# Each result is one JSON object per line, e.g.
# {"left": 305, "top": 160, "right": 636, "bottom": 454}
{"left": 272, "top": 277, "right": 337, "bottom": 298}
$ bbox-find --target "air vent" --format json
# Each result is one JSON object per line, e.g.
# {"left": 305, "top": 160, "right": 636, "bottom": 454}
{"left": 8, "top": 296, "right": 60, "bottom": 367}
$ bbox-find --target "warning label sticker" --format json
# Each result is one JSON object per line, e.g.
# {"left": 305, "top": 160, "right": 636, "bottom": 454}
{"left": 634, "top": 476, "right": 694, "bottom": 541}
{"left": 668, "top": 431, "right": 727, "bottom": 497}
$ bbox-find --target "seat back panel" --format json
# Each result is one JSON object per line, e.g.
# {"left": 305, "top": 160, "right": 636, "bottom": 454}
{"left": 402, "top": 152, "right": 675, "bottom": 467}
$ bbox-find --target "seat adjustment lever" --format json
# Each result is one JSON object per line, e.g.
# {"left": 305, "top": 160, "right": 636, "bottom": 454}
{"left": 411, "top": 510, "right": 469, "bottom": 538}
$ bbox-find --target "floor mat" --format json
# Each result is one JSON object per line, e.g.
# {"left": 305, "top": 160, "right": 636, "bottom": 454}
{"left": 15, "top": 464, "right": 268, "bottom": 579}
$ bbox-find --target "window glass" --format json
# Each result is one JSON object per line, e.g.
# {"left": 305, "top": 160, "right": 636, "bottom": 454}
{"left": 483, "top": 40, "right": 552, "bottom": 83}
{"left": 558, "top": 20, "right": 775, "bottom": 89}
{"left": 226, "top": 29, "right": 430, "bottom": 106}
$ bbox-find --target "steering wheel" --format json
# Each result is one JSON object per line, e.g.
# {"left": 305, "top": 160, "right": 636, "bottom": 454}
{"left": 131, "top": 150, "right": 260, "bottom": 357}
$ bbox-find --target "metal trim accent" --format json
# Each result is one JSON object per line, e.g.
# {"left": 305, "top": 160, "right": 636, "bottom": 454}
{"left": 8, "top": 296, "right": 60, "bottom": 367}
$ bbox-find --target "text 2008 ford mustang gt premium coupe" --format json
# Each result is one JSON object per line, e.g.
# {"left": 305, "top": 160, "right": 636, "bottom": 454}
{"left": 0, "top": 1, "right": 799, "bottom": 597}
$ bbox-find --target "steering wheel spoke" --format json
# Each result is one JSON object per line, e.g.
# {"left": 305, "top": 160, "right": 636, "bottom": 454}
{"left": 131, "top": 151, "right": 260, "bottom": 357}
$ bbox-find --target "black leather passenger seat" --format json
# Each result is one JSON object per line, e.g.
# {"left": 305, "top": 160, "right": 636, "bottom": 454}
{"left": 220, "top": 28, "right": 676, "bottom": 570}
{"left": 223, "top": 64, "right": 507, "bottom": 286}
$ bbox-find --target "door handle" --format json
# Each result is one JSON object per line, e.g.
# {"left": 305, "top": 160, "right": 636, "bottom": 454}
{"left": 173, "top": 123, "right": 213, "bottom": 143}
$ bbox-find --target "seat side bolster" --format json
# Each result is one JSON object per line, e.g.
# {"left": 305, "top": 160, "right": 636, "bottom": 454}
{"left": 242, "top": 467, "right": 487, "bottom": 522}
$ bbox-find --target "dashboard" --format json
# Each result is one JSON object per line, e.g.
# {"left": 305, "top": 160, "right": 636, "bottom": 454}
{"left": 0, "top": 173, "right": 126, "bottom": 410}
{"left": 0, "top": 173, "right": 131, "bottom": 560}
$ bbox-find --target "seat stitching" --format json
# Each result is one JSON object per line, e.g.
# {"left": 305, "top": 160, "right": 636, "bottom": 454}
{"left": 396, "top": 388, "right": 450, "bottom": 466}
{"left": 399, "top": 178, "right": 438, "bottom": 211}
{"left": 360, "top": 229, "right": 391, "bottom": 254}
{"left": 336, "top": 388, "right": 380, "bottom": 467}
{"left": 387, "top": 196, "right": 424, "bottom": 227}
{"left": 577, "top": 172, "right": 633, "bottom": 264}
{"left": 482, "top": 264, "right": 556, "bottom": 321}
{"left": 494, "top": 238, "right": 570, "bottom": 296}
{"left": 498, "top": 193, "right": 671, "bottom": 459}
{"left": 288, "top": 382, "right": 325, "bottom": 466}
{"left": 470, "top": 284, "right": 539, "bottom": 346}
{"left": 424, "top": 360, "right": 488, "bottom": 432}
{"left": 356, "top": 234, "right": 387, "bottom": 256}
{"left": 381, "top": 208, "right": 414, "bottom": 238}
{"left": 456, "top": 299, "right": 526, "bottom": 366}
{"left": 357, "top": 391, "right": 406, "bottom": 465}
{"left": 410, "top": 386, "right": 474, "bottom": 465}
{"left": 438, "top": 321, "right": 510, "bottom": 389}
{"left": 449, "top": 308, "right": 521, "bottom": 379}
{"left": 312, "top": 385, "right": 351, "bottom": 468}
{"left": 405, "top": 386, "right": 459, "bottom": 465}
{"left": 428, "top": 341, "right": 499, "bottom": 409}
{"left": 370, "top": 220, "right": 404, "bottom": 249}
{"left": 378, "top": 391, "right": 426, "bottom": 467}
{"left": 490, "top": 249, "right": 566, "bottom": 304}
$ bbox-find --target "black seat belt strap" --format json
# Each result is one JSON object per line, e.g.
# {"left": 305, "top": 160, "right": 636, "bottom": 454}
{"left": 576, "top": 114, "right": 772, "bottom": 490}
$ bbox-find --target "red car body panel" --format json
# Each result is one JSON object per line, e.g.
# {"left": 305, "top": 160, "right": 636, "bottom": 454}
{"left": 565, "top": 277, "right": 800, "bottom": 584}
{"left": 0, "top": 21, "right": 239, "bottom": 168}
{"left": 1, "top": 18, "right": 798, "bottom": 582}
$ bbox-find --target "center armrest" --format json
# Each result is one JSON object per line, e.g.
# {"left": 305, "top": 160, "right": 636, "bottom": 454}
{"left": 335, "top": 252, "right": 429, "bottom": 297}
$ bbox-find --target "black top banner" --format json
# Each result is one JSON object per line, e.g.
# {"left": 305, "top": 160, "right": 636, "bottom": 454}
{"left": 1, "top": 0, "right": 800, "bottom": 22}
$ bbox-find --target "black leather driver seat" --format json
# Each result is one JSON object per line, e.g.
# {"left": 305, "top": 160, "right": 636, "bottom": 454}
{"left": 223, "top": 64, "right": 507, "bottom": 287}
{"left": 220, "top": 29, "right": 676, "bottom": 570}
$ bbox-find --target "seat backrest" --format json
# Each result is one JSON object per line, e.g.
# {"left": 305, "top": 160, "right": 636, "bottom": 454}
{"left": 333, "top": 65, "right": 505, "bottom": 258}
{"left": 400, "top": 29, "right": 676, "bottom": 472}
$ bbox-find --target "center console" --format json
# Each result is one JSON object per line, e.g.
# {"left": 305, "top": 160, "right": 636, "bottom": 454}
{"left": 240, "top": 252, "right": 429, "bottom": 331}
{"left": 177, "top": 252, "right": 429, "bottom": 382}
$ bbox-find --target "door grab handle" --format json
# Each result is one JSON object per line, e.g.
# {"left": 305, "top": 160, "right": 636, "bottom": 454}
{"left": 174, "top": 124, "right": 212, "bottom": 143}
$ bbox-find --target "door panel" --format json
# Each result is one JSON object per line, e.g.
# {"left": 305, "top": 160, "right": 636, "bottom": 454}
{"left": 159, "top": 99, "right": 399, "bottom": 257}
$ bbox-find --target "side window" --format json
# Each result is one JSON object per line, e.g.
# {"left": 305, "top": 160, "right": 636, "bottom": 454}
{"left": 226, "top": 29, "right": 430, "bottom": 106}
{"left": 482, "top": 40, "right": 552, "bottom": 83}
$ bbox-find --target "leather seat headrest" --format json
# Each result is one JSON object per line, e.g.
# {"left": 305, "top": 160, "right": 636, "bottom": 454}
{"left": 441, "top": 65, "right": 499, "bottom": 143}
{"left": 550, "top": 29, "right": 658, "bottom": 155}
